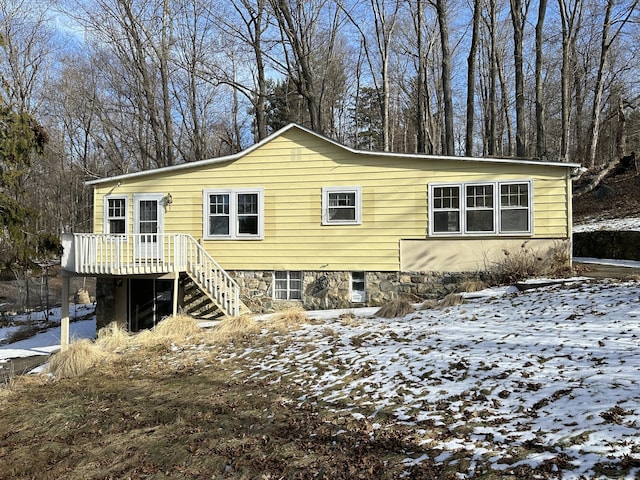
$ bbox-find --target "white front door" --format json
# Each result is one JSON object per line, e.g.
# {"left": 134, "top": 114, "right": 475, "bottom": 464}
{"left": 134, "top": 194, "right": 163, "bottom": 259}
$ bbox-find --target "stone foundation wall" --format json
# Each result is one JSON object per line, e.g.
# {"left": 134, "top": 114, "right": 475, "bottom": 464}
{"left": 95, "top": 277, "right": 117, "bottom": 330}
{"left": 229, "top": 270, "right": 484, "bottom": 313}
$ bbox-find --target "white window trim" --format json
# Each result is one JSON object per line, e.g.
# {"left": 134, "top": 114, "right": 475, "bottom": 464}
{"left": 104, "top": 195, "right": 129, "bottom": 234}
{"left": 273, "top": 271, "right": 303, "bottom": 300}
{"left": 429, "top": 180, "right": 533, "bottom": 237}
{"left": 203, "top": 188, "right": 264, "bottom": 240}
{"left": 321, "top": 186, "right": 362, "bottom": 225}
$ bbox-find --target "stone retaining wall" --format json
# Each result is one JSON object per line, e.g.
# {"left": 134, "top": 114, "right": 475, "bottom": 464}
{"left": 229, "top": 270, "right": 484, "bottom": 313}
{"left": 573, "top": 231, "right": 640, "bottom": 261}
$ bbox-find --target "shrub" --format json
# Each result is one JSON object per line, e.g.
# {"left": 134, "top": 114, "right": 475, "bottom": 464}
{"left": 489, "top": 240, "right": 570, "bottom": 284}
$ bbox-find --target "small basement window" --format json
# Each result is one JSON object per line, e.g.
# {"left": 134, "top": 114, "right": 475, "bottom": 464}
{"left": 350, "top": 272, "right": 366, "bottom": 303}
{"left": 274, "top": 271, "right": 303, "bottom": 300}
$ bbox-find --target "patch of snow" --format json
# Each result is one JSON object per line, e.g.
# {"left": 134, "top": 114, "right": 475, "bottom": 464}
{"left": 232, "top": 279, "right": 640, "bottom": 478}
{"left": 0, "top": 304, "right": 96, "bottom": 362}
{"left": 573, "top": 216, "right": 640, "bottom": 233}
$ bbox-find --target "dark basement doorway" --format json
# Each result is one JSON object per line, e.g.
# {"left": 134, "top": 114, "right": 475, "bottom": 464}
{"left": 128, "top": 278, "right": 174, "bottom": 332}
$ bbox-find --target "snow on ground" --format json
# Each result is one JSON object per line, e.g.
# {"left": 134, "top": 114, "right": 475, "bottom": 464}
{"left": 225, "top": 279, "right": 640, "bottom": 479}
{"left": 2, "top": 280, "right": 640, "bottom": 478}
{"left": 0, "top": 304, "right": 96, "bottom": 362}
{"left": 574, "top": 216, "right": 640, "bottom": 232}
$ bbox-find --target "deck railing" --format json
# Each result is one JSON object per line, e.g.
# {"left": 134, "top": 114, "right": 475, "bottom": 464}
{"left": 62, "top": 233, "right": 240, "bottom": 316}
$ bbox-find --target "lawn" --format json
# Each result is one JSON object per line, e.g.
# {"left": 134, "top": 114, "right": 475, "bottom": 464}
{"left": 1, "top": 279, "right": 639, "bottom": 479}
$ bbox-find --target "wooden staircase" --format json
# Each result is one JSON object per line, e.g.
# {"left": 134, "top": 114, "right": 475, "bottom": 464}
{"left": 182, "top": 274, "right": 228, "bottom": 320}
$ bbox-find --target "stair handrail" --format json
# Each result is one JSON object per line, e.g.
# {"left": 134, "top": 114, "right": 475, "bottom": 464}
{"left": 181, "top": 234, "right": 240, "bottom": 317}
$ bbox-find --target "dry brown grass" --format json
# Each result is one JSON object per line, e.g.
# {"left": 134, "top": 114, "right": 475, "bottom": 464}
{"left": 422, "top": 293, "right": 466, "bottom": 310}
{"left": 375, "top": 299, "right": 416, "bottom": 318}
{"left": 210, "top": 314, "right": 261, "bottom": 342}
{"left": 134, "top": 314, "right": 206, "bottom": 348}
{"left": 457, "top": 279, "right": 488, "bottom": 293}
{"left": 266, "top": 306, "right": 309, "bottom": 332}
{"left": 95, "top": 321, "right": 131, "bottom": 352}
{"left": 46, "top": 339, "right": 109, "bottom": 379}
{"left": 439, "top": 293, "right": 465, "bottom": 307}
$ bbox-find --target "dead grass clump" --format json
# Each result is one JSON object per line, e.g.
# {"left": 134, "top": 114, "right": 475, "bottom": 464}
{"left": 211, "top": 314, "right": 261, "bottom": 342}
{"left": 421, "top": 293, "right": 465, "bottom": 310}
{"left": 421, "top": 299, "right": 439, "bottom": 310}
{"left": 376, "top": 299, "right": 415, "bottom": 319}
{"left": 267, "top": 306, "right": 309, "bottom": 332}
{"left": 457, "top": 279, "right": 488, "bottom": 293}
{"left": 95, "top": 322, "right": 131, "bottom": 352}
{"left": 46, "top": 339, "right": 109, "bottom": 379}
{"left": 153, "top": 314, "right": 202, "bottom": 339}
{"left": 439, "top": 293, "right": 465, "bottom": 307}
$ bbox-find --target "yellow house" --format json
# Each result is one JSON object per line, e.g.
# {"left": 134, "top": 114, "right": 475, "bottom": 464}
{"left": 60, "top": 124, "right": 581, "bottom": 333}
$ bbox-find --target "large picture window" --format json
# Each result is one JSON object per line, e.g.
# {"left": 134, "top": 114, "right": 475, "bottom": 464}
{"left": 322, "top": 186, "right": 362, "bottom": 225}
{"left": 429, "top": 181, "right": 532, "bottom": 236}
{"left": 104, "top": 196, "right": 128, "bottom": 234}
{"left": 203, "top": 188, "right": 263, "bottom": 239}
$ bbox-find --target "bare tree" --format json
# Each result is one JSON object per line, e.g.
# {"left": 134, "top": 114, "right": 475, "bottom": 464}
{"left": 269, "top": 0, "right": 323, "bottom": 132}
{"left": 509, "top": 0, "right": 531, "bottom": 157}
{"left": 585, "top": 0, "right": 638, "bottom": 169}
{"left": 557, "top": 0, "right": 581, "bottom": 162}
{"left": 534, "top": 0, "right": 547, "bottom": 159}
{"left": 431, "top": 0, "right": 454, "bottom": 155}
{"left": 465, "top": 0, "right": 481, "bottom": 156}
{"left": 213, "top": 0, "right": 270, "bottom": 142}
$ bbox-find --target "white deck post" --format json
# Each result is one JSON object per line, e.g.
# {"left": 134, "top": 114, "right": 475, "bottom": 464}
{"left": 61, "top": 276, "right": 70, "bottom": 351}
{"left": 173, "top": 273, "right": 179, "bottom": 317}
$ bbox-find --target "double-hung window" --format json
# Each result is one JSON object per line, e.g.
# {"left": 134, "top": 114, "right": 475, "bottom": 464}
{"left": 322, "top": 186, "right": 362, "bottom": 225}
{"left": 432, "top": 185, "right": 461, "bottom": 233}
{"left": 500, "top": 182, "right": 530, "bottom": 232}
{"left": 430, "top": 180, "right": 532, "bottom": 236}
{"left": 104, "top": 196, "right": 128, "bottom": 234}
{"left": 274, "top": 271, "right": 303, "bottom": 300}
{"left": 204, "top": 188, "right": 264, "bottom": 239}
{"left": 466, "top": 184, "right": 494, "bottom": 233}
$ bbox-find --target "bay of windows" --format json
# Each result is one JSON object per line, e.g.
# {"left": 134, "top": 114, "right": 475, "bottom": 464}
{"left": 430, "top": 181, "right": 531, "bottom": 235}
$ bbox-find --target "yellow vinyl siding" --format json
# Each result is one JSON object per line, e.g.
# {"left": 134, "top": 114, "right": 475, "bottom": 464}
{"left": 92, "top": 127, "right": 572, "bottom": 272}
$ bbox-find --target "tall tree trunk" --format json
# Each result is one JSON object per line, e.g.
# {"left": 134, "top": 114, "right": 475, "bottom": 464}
{"left": 534, "top": 0, "right": 547, "bottom": 159}
{"left": 509, "top": 0, "right": 529, "bottom": 157}
{"left": 416, "top": 0, "right": 426, "bottom": 153}
{"left": 465, "top": 0, "right": 481, "bottom": 156}
{"left": 586, "top": 0, "right": 613, "bottom": 169}
{"left": 557, "top": 0, "right": 581, "bottom": 162}
{"left": 435, "top": 0, "right": 454, "bottom": 155}
{"left": 486, "top": 0, "right": 498, "bottom": 156}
